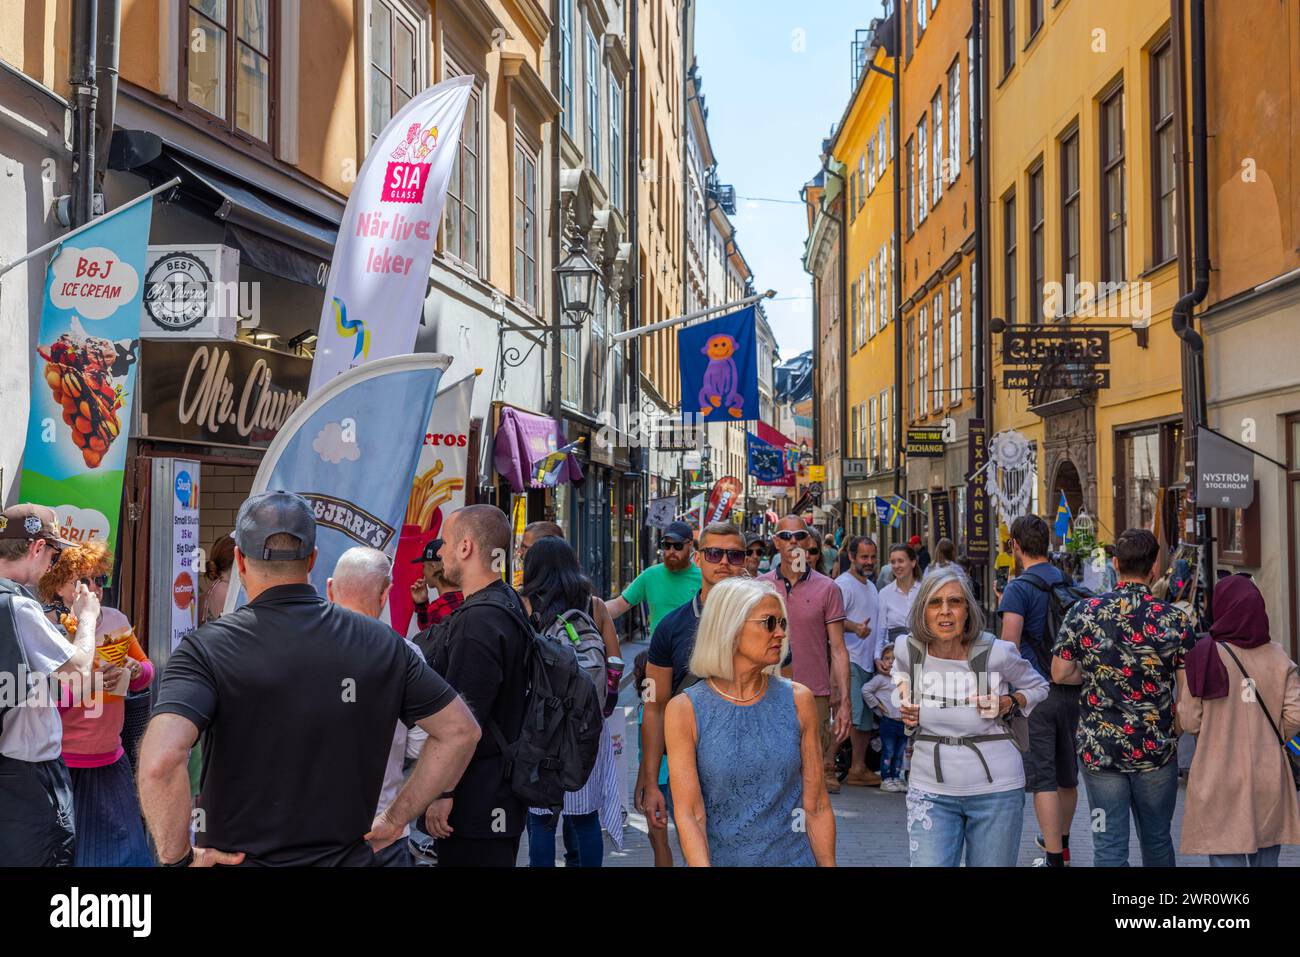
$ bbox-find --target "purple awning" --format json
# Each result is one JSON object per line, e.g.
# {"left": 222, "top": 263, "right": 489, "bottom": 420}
{"left": 493, "top": 407, "right": 585, "bottom": 493}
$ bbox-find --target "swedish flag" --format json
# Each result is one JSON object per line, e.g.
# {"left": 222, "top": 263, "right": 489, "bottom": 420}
{"left": 875, "top": 495, "right": 907, "bottom": 529}
{"left": 1054, "top": 490, "right": 1072, "bottom": 542}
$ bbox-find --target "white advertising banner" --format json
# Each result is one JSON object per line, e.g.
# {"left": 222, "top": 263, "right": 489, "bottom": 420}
{"left": 308, "top": 75, "right": 473, "bottom": 394}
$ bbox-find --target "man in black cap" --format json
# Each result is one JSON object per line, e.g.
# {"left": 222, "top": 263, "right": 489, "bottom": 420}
{"left": 0, "top": 504, "right": 97, "bottom": 866}
{"left": 138, "top": 490, "right": 482, "bottom": 866}
{"left": 409, "top": 538, "right": 462, "bottom": 630}
{"left": 605, "top": 520, "right": 702, "bottom": 637}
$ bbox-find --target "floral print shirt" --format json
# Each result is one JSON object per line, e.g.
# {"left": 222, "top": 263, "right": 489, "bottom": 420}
{"left": 1054, "top": 582, "right": 1196, "bottom": 772}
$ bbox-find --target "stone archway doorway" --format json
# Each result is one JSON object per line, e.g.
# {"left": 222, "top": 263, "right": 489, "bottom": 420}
{"left": 1051, "top": 458, "right": 1084, "bottom": 532}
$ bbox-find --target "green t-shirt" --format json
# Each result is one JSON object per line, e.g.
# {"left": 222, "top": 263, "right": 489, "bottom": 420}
{"left": 622, "top": 562, "right": 702, "bottom": 634}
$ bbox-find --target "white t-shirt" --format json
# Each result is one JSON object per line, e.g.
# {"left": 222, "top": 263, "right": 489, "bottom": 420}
{"left": 0, "top": 594, "right": 76, "bottom": 762}
{"left": 377, "top": 637, "right": 429, "bottom": 837}
{"left": 835, "top": 571, "right": 879, "bottom": 671}
{"left": 877, "top": 579, "right": 920, "bottom": 635}
{"left": 891, "top": 634, "right": 1048, "bottom": 796}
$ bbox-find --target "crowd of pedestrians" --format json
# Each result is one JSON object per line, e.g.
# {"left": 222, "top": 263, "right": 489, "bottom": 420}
{"left": 3, "top": 488, "right": 1299, "bottom": 870}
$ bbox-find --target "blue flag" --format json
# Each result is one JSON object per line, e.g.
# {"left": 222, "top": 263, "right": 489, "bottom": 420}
{"left": 678, "top": 304, "right": 759, "bottom": 422}
{"left": 1054, "top": 490, "right": 1072, "bottom": 540}
{"left": 535, "top": 437, "right": 585, "bottom": 487}
{"left": 876, "top": 495, "right": 908, "bottom": 529}
{"left": 746, "top": 432, "right": 785, "bottom": 482}
{"left": 227, "top": 354, "right": 451, "bottom": 609}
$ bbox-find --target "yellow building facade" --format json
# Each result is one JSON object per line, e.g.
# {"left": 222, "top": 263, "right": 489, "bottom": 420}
{"left": 987, "top": 0, "right": 1186, "bottom": 549}
{"left": 831, "top": 34, "right": 899, "bottom": 543}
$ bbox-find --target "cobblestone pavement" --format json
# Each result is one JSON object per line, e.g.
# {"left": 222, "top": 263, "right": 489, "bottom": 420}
{"left": 520, "top": 641, "right": 1300, "bottom": 867}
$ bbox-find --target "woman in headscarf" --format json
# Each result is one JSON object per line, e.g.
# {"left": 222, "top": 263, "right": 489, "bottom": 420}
{"left": 1178, "top": 574, "right": 1300, "bottom": 866}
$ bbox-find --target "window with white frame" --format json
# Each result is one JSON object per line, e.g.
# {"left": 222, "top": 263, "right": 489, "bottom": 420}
{"left": 562, "top": 323, "right": 581, "bottom": 407}
{"left": 968, "top": 33, "right": 975, "bottom": 159}
{"left": 949, "top": 275, "right": 962, "bottom": 403}
{"left": 442, "top": 57, "right": 481, "bottom": 273}
{"left": 368, "top": 0, "right": 423, "bottom": 146}
{"left": 559, "top": 0, "right": 574, "bottom": 134}
{"left": 867, "top": 137, "right": 876, "bottom": 193}
{"left": 878, "top": 245, "right": 889, "bottom": 327}
{"left": 877, "top": 117, "right": 888, "bottom": 176}
{"left": 932, "top": 291, "right": 944, "bottom": 405}
{"left": 932, "top": 90, "right": 943, "bottom": 204}
{"left": 858, "top": 156, "right": 866, "bottom": 208}
{"left": 851, "top": 404, "right": 860, "bottom": 456}
{"left": 868, "top": 259, "right": 877, "bottom": 338}
{"left": 187, "top": 0, "right": 275, "bottom": 144}
{"left": 858, "top": 271, "right": 867, "bottom": 346}
{"left": 917, "top": 115, "right": 928, "bottom": 223}
{"left": 585, "top": 23, "right": 600, "bottom": 175}
{"left": 868, "top": 396, "right": 878, "bottom": 471}
{"left": 586, "top": 283, "right": 607, "bottom": 415}
{"left": 970, "top": 263, "right": 979, "bottom": 395}
{"left": 948, "top": 58, "right": 960, "bottom": 184}
{"left": 918, "top": 0, "right": 927, "bottom": 35}
{"left": 514, "top": 137, "right": 539, "bottom": 310}
{"left": 849, "top": 274, "right": 859, "bottom": 351}
{"left": 918, "top": 305, "right": 929, "bottom": 415}
{"left": 907, "top": 315, "right": 916, "bottom": 420}
{"left": 609, "top": 74, "right": 623, "bottom": 208}
{"left": 880, "top": 388, "right": 890, "bottom": 468}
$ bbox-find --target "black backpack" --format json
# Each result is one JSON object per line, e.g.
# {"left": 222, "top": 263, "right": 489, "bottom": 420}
{"left": 0, "top": 579, "right": 33, "bottom": 731}
{"left": 478, "top": 594, "right": 604, "bottom": 814}
{"left": 1018, "top": 568, "right": 1094, "bottom": 674}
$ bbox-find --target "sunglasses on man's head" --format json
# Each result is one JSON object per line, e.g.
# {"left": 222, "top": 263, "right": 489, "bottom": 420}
{"left": 660, "top": 540, "right": 688, "bottom": 551}
{"left": 774, "top": 529, "right": 811, "bottom": 542}
{"left": 750, "top": 614, "right": 788, "bottom": 633}
{"left": 700, "top": 547, "right": 746, "bottom": 566}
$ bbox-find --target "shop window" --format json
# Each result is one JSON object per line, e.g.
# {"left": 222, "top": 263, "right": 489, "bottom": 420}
{"left": 1217, "top": 483, "right": 1260, "bottom": 566}
{"left": 1115, "top": 420, "right": 1183, "bottom": 544}
{"left": 185, "top": 0, "right": 276, "bottom": 145}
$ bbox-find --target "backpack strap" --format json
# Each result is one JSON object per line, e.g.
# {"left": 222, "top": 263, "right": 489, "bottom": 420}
{"left": 906, "top": 634, "right": 927, "bottom": 715}
{"left": 911, "top": 632, "right": 1012, "bottom": 783}
{"left": 460, "top": 589, "right": 533, "bottom": 772}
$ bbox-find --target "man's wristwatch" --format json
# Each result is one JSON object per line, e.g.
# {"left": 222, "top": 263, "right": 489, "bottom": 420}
{"left": 164, "top": 847, "right": 195, "bottom": 867}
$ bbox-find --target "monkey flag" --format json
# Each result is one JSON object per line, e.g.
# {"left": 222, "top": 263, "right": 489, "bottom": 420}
{"left": 677, "top": 305, "right": 759, "bottom": 423}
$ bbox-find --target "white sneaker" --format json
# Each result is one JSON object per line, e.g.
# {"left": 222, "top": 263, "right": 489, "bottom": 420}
{"left": 881, "top": 779, "right": 901, "bottom": 792}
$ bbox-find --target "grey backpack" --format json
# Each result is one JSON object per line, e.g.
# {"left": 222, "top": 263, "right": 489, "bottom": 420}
{"left": 542, "top": 608, "right": 606, "bottom": 694}
{"left": 906, "top": 631, "right": 1030, "bottom": 785}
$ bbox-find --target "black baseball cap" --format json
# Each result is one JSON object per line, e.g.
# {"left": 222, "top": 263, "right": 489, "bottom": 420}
{"left": 411, "top": 538, "right": 444, "bottom": 564}
{"left": 660, "top": 521, "right": 694, "bottom": 544}
{"left": 234, "top": 490, "right": 316, "bottom": 561}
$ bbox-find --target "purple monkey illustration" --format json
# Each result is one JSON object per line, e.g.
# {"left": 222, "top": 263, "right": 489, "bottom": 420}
{"left": 698, "top": 334, "right": 744, "bottom": 418}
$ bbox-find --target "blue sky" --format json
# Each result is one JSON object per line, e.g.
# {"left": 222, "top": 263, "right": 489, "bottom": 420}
{"left": 694, "top": 0, "right": 887, "bottom": 360}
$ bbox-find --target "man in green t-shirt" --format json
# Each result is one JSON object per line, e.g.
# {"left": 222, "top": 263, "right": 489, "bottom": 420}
{"left": 606, "top": 521, "right": 702, "bottom": 635}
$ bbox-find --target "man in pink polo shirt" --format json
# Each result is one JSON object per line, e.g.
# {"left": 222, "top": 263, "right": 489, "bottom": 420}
{"left": 761, "top": 514, "right": 851, "bottom": 794}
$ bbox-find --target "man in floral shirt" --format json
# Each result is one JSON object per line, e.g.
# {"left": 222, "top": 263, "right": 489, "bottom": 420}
{"left": 1051, "top": 528, "right": 1196, "bottom": 867}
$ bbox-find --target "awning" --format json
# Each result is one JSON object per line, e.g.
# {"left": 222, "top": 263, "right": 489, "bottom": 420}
{"left": 109, "top": 131, "right": 338, "bottom": 287}
{"left": 493, "top": 407, "right": 584, "bottom": 494}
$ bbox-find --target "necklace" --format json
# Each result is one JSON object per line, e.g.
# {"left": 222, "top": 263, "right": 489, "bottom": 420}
{"left": 708, "top": 674, "right": 768, "bottom": 703}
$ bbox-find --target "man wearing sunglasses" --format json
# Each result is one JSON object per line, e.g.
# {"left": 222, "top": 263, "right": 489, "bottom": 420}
{"left": 605, "top": 521, "right": 701, "bottom": 640}
{"left": 637, "top": 521, "right": 747, "bottom": 866}
{"left": 760, "top": 515, "right": 851, "bottom": 794}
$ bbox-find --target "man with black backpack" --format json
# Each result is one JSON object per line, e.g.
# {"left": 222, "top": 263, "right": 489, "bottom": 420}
{"left": 998, "top": 514, "right": 1088, "bottom": 867}
{"left": 427, "top": 505, "right": 602, "bottom": 867}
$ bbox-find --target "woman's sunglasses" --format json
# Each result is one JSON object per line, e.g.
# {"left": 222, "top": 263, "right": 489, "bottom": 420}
{"left": 700, "top": 547, "right": 746, "bottom": 566}
{"left": 749, "top": 615, "right": 788, "bottom": 633}
{"left": 79, "top": 575, "right": 109, "bottom": 588}
{"left": 774, "top": 529, "right": 811, "bottom": 542}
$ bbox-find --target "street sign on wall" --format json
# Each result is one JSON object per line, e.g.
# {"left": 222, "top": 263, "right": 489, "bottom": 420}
{"left": 1195, "top": 426, "right": 1255, "bottom": 509}
{"left": 906, "top": 427, "right": 945, "bottom": 457}
{"left": 965, "top": 420, "right": 990, "bottom": 560}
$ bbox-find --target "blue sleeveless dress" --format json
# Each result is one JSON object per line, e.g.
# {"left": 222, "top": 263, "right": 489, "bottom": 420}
{"left": 683, "top": 676, "right": 817, "bottom": 866}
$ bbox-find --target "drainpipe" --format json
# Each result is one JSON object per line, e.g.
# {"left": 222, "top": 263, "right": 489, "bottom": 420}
{"left": 891, "top": 0, "right": 905, "bottom": 506}
{"left": 822, "top": 157, "right": 849, "bottom": 528}
{"left": 972, "top": 0, "right": 986, "bottom": 433}
{"left": 1170, "top": 0, "right": 1213, "bottom": 622}
{"left": 627, "top": 0, "right": 645, "bottom": 570}
{"left": 69, "top": 0, "right": 99, "bottom": 227}
{"left": 93, "top": 0, "right": 121, "bottom": 192}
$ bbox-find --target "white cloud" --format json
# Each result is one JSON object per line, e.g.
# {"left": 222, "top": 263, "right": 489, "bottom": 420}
{"left": 48, "top": 246, "right": 140, "bottom": 321}
{"left": 312, "top": 421, "right": 361, "bottom": 464}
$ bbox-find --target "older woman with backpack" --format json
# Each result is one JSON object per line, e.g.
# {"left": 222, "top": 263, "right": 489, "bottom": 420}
{"left": 1178, "top": 573, "right": 1300, "bottom": 866}
{"left": 519, "top": 536, "right": 622, "bottom": 866}
{"left": 894, "top": 566, "right": 1048, "bottom": 866}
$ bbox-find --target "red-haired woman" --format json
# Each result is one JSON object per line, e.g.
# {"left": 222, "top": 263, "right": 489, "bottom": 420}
{"left": 40, "top": 540, "right": 154, "bottom": 866}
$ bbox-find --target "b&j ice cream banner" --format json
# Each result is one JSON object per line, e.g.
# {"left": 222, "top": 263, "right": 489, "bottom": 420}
{"left": 19, "top": 198, "right": 155, "bottom": 558}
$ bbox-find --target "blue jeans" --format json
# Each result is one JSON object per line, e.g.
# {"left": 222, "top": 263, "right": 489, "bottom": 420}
{"left": 1209, "top": 845, "right": 1280, "bottom": 867}
{"left": 1081, "top": 760, "right": 1178, "bottom": 867}
{"left": 527, "top": 811, "right": 604, "bottom": 867}
{"left": 907, "top": 787, "right": 1024, "bottom": 866}
{"left": 878, "top": 717, "right": 907, "bottom": 781}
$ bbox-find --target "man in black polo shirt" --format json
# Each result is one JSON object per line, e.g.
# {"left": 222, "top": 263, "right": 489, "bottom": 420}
{"left": 423, "top": 504, "right": 532, "bottom": 867}
{"left": 138, "top": 491, "right": 481, "bottom": 866}
{"left": 635, "top": 521, "right": 746, "bottom": 867}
